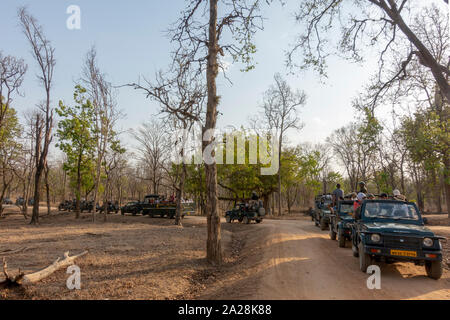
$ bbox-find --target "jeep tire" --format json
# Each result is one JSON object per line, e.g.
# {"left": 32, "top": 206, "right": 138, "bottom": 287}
{"left": 320, "top": 218, "right": 327, "bottom": 231}
{"left": 358, "top": 242, "right": 372, "bottom": 272}
{"left": 425, "top": 260, "right": 443, "bottom": 280}
{"left": 329, "top": 224, "right": 336, "bottom": 240}
{"left": 338, "top": 229, "right": 346, "bottom": 248}
{"left": 352, "top": 243, "right": 359, "bottom": 257}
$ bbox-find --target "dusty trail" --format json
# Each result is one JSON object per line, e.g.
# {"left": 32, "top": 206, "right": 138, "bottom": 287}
{"left": 247, "top": 218, "right": 449, "bottom": 300}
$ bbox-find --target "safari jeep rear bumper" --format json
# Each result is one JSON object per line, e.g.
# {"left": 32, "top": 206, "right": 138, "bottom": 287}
{"left": 363, "top": 245, "right": 442, "bottom": 262}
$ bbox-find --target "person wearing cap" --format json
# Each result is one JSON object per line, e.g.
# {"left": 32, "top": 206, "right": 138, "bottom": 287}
{"left": 393, "top": 189, "right": 406, "bottom": 201}
{"left": 353, "top": 192, "right": 366, "bottom": 220}
{"left": 359, "top": 181, "right": 368, "bottom": 194}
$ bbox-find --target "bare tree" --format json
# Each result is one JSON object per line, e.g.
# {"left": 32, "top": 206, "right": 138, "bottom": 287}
{"left": 130, "top": 57, "right": 205, "bottom": 226}
{"left": 19, "top": 8, "right": 56, "bottom": 224}
{"left": 81, "top": 47, "right": 121, "bottom": 221}
{"left": 0, "top": 52, "right": 27, "bottom": 131}
{"left": 134, "top": 120, "right": 170, "bottom": 196}
{"left": 169, "top": 0, "right": 265, "bottom": 264}
{"left": 259, "top": 73, "right": 306, "bottom": 215}
{"left": 289, "top": 0, "right": 450, "bottom": 104}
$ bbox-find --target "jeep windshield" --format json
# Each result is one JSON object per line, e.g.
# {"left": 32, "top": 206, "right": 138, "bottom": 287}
{"left": 338, "top": 203, "right": 353, "bottom": 215}
{"left": 363, "top": 202, "right": 420, "bottom": 221}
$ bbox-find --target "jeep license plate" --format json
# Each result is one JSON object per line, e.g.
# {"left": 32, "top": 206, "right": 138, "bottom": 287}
{"left": 390, "top": 250, "right": 417, "bottom": 257}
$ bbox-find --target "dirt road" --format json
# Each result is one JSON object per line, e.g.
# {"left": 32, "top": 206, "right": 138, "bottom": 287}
{"left": 243, "top": 218, "right": 450, "bottom": 300}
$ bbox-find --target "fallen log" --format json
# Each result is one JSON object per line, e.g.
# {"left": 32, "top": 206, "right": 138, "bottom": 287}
{"left": 0, "top": 247, "right": 29, "bottom": 256}
{"left": 0, "top": 251, "right": 88, "bottom": 287}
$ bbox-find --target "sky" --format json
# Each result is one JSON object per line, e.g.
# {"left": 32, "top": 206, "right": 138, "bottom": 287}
{"left": 1, "top": 0, "right": 383, "bottom": 158}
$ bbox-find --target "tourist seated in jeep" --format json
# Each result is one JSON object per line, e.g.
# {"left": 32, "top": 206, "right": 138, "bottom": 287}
{"left": 350, "top": 199, "right": 444, "bottom": 279}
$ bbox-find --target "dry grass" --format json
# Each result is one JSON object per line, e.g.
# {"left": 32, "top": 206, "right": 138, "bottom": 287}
{"left": 0, "top": 209, "right": 234, "bottom": 300}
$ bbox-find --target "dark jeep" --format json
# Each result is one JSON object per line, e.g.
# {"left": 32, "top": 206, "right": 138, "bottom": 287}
{"left": 2, "top": 198, "right": 13, "bottom": 205}
{"left": 121, "top": 201, "right": 142, "bottom": 216}
{"left": 225, "top": 201, "right": 265, "bottom": 224}
{"left": 351, "top": 200, "right": 444, "bottom": 279}
{"left": 329, "top": 200, "right": 354, "bottom": 247}
{"left": 96, "top": 202, "right": 119, "bottom": 214}
{"left": 313, "top": 194, "right": 333, "bottom": 230}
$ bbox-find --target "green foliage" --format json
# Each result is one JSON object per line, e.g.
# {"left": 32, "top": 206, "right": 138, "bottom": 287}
{"left": 56, "top": 86, "right": 97, "bottom": 197}
{"left": 0, "top": 102, "right": 22, "bottom": 146}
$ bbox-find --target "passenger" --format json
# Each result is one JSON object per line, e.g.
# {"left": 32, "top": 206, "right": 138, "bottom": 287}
{"left": 353, "top": 192, "right": 366, "bottom": 220}
{"left": 393, "top": 189, "right": 407, "bottom": 201}
{"left": 332, "top": 184, "right": 344, "bottom": 206}
{"left": 350, "top": 192, "right": 357, "bottom": 201}
{"left": 379, "top": 193, "right": 388, "bottom": 200}
{"left": 367, "top": 193, "right": 375, "bottom": 200}
{"left": 358, "top": 181, "right": 368, "bottom": 194}
{"left": 249, "top": 191, "right": 260, "bottom": 210}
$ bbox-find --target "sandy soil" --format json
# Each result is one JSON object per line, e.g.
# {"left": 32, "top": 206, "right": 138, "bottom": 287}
{"left": 203, "top": 215, "right": 450, "bottom": 300}
{"left": 1, "top": 207, "right": 449, "bottom": 300}
{"left": 0, "top": 208, "right": 233, "bottom": 300}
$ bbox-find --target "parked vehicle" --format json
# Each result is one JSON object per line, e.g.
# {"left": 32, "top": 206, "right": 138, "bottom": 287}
{"left": 58, "top": 200, "right": 73, "bottom": 211}
{"left": 96, "top": 202, "right": 120, "bottom": 214}
{"left": 16, "top": 197, "right": 24, "bottom": 206}
{"left": 329, "top": 200, "right": 354, "bottom": 247}
{"left": 225, "top": 201, "right": 265, "bottom": 224}
{"left": 140, "top": 195, "right": 195, "bottom": 219}
{"left": 350, "top": 200, "right": 444, "bottom": 279}
{"left": 2, "top": 198, "right": 13, "bottom": 205}
{"left": 121, "top": 201, "right": 142, "bottom": 216}
{"left": 313, "top": 194, "right": 333, "bottom": 230}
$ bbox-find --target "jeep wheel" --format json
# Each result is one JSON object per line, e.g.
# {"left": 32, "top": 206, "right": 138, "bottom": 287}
{"left": 352, "top": 243, "right": 359, "bottom": 257}
{"left": 226, "top": 215, "right": 232, "bottom": 223}
{"left": 425, "top": 260, "right": 443, "bottom": 280}
{"left": 338, "top": 229, "right": 346, "bottom": 248}
{"left": 329, "top": 225, "right": 336, "bottom": 240}
{"left": 243, "top": 216, "right": 250, "bottom": 224}
{"left": 256, "top": 219, "right": 262, "bottom": 224}
{"left": 358, "top": 243, "right": 372, "bottom": 272}
{"left": 320, "top": 218, "right": 327, "bottom": 231}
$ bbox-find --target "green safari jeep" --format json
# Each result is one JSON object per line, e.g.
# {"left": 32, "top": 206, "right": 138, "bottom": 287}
{"left": 351, "top": 200, "right": 444, "bottom": 280}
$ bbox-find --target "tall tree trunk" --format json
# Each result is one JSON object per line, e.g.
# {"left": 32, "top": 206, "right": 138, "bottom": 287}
{"left": 75, "top": 155, "right": 82, "bottom": 219}
{"left": 30, "top": 116, "right": 42, "bottom": 225}
{"left": 278, "top": 135, "right": 282, "bottom": 216}
{"left": 444, "top": 155, "right": 450, "bottom": 218}
{"left": 44, "top": 162, "right": 51, "bottom": 215}
{"left": 204, "top": 0, "right": 222, "bottom": 265}
{"left": 175, "top": 163, "right": 187, "bottom": 226}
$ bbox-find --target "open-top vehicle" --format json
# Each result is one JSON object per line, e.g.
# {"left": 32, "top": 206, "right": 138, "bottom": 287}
{"left": 350, "top": 200, "right": 444, "bottom": 279}
{"left": 329, "top": 200, "right": 354, "bottom": 247}
{"left": 225, "top": 201, "right": 266, "bottom": 224}
{"left": 313, "top": 194, "right": 333, "bottom": 230}
{"left": 2, "top": 198, "right": 13, "bottom": 205}
{"left": 141, "top": 195, "right": 195, "bottom": 219}
{"left": 96, "top": 202, "right": 119, "bottom": 214}
{"left": 121, "top": 201, "right": 142, "bottom": 216}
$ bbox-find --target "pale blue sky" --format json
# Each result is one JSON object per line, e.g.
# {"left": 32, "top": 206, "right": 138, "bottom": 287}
{"left": 2, "top": 0, "right": 380, "bottom": 154}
